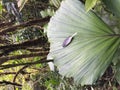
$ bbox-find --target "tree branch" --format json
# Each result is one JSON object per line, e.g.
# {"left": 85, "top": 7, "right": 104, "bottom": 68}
{"left": 0, "top": 37, "right": 47, "bottom": 49}
{"left": 13, "top": 66, "right": 28, "bottom": 87}
{"left": 0, "top": 17, "right": 50, "bottom": 35}
{"left": 0, "top": 58, "right": 53, "bottom": 69}
{"left": 0, "top": 22, "right": 14, "bottom": 29}
{"left": 0, "top": 72, "right": 16, "bottom": 76}
{"left": 0, "top": 37, "right": 48, "bottom": 56}
{"left": 0, "top": 51, "right": 49, "bottom": 65}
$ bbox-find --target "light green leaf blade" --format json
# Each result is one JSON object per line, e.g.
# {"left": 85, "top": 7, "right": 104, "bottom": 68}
{"left": 0, "top": 1, "right": 2, "bottom": 14}
{"left": 17, "top": 0, "right": 28, "bottom": 11}
{"left": 50, "top": 0, "right": 61, "bottom": 8}
{"left": 85, "top": 0, "right": 98, "bottom": 12}
{"left": 47, "top": 0, "right": 120, "bottom": 85}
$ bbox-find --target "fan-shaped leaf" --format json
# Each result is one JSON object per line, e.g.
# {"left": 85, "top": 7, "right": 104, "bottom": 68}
{"left": 47, "top": 0, "right": 120, "bottom": 85}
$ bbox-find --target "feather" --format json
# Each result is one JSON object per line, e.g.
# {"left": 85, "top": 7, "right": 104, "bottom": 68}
{"left": 62, "top": 32, "right": 77, "bottom": 47}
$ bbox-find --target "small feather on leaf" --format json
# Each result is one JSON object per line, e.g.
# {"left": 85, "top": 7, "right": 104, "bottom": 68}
{"left": 62, "top": 32, "right": 77, "bottom": 47}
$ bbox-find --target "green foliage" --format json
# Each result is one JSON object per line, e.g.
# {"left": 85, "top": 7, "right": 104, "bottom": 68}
{"left": 40, "top": 0, "right": 62, "bottom": 18}
{"left": 50, "top": 0, "right": 62, "bottom": 8}
{"left": 22, "top": 81, "right": 33, "bottom": 90}
{"left": 17, "top": 0, "right": 28, "bottom": 11}
{"left": 0, "top": 1, "right": 2, "bottom": 14}
{"left": 40, "top": 9, "right": 54, "bottom": 18}
{"left": 85, "top": 0, "right": 98, "bottom": 12}
{"left": 47, "top": 0, "right": 120, "bottom": 85}
{"left": 114, "top": 62, "right": 120, "bottom": 84}
{"left": 103, "top": 0, "right": 120, "bottom": 17}
{"left": 0, "top": 0, "right": 54, "bottom": 90}
{"left": 12, "top": 27, "right": 43, "bottom": 43}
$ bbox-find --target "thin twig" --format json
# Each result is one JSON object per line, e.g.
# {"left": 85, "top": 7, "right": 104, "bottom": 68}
{"left": 13, "top": 65, "right": 28, "bottom": 90}
{"left": 0, "top": 72, "right": 30, "bottom": 76}
{"left": 0, "top": 80, "right": 22, "bottom": 87}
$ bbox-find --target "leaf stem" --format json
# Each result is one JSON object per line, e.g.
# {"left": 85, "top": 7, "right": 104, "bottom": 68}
{"left": 107, "top": 34, "right": 120, "bottom": 37}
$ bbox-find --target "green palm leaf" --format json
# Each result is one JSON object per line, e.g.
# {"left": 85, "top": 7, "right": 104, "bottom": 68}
{"left": 47, "top": 0, "right": 120, "bottom": 85}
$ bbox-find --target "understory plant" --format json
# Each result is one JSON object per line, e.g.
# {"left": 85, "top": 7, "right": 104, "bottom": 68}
{"left": 47, "top": 0, "right": 120, "bottom": 85}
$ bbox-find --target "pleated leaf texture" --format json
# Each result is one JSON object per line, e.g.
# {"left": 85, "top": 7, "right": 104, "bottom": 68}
{"left": 47, "top": 0, "right": 120, "bottom": 85}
